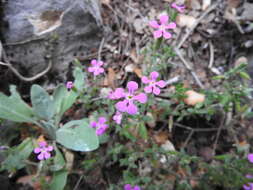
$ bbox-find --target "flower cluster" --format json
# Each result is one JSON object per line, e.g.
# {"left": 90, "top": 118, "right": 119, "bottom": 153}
{"left": 124, "top": 184, "right": 141, "bottom": 190}
{"left": 90, "top": 117, "right": 108, "bottom": 136}
{"left": 34, "top": 141, "right": 54, "bottom": 160}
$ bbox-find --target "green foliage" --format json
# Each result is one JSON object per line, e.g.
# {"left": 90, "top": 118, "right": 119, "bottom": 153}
{"left": 56, "top": 120, "right": 99, "bottom": 151}
{"left": 0, "top": 86, "right": 36, "bottom": 123}
{"left": 0, "top": 138, "right": 33, "bottom": 172}
{"left": 49, "top": 169, "right": 68, "bottom": 190}
{"left": 31, "top": 85, "right": 55, "bottom": 120}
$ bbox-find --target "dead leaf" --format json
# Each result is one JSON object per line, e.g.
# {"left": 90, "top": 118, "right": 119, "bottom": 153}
{"left": 17, "top": 175, "right": 51, "bottom": 190}
{"left": 202, "top": 0, "right": 211, "bottom": 10}
{"left": 161, "top": 140, "right": 175, "bottom": 151}
{"left": 37, "top": 135, "right": 46, "bottom": 143}
{"left": 134, "top": 67, "right": 142, "bottom": 78}
{"left": 176, "top": 14, "right": 197, "bottom": 28}
{"left": 234, "top": 56, "right": 248, "bottom": 67}
{"left": 101, "top": 0, "right": 111, "bottom": 6}
{"left": 107, "top": 68, "right": 116, "bottom": 88}
{"left": 154, "top": 131, "right": 169, "bottom": 145}
{"left": 183, "top": 90, "right": 205, "bottom": 106}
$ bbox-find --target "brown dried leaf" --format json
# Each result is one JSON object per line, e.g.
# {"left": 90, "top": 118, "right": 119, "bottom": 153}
{"left": 107, "top": 68, "right": 116, "bottom": 88}
{"left": 101, "top": 0, "right": 111, "bottom": 6}
{"left": 134, "top": 67, "right": 142, "bottom": 78}
{"left": 176, "top": 14, "right": 197, "bottom": 28}
{"left": 154, "top": 131, "right": 169, "bottom": 145}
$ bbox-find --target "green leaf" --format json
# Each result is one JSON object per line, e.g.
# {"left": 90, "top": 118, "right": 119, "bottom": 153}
{"left": 50, "top": 146, "right": 65, "bottom": 171}
{"left": 53, "top": 84, "right": 68, "bottom": 116}
{"left": 239, "top": 71, "right": 251, "bottom": 80}
{"left": 31, "top": 85, "right": 55, "bottom": 120}
{"left": 59, "top": 67, "right": 85, "bottom": 116}
{"left": 138, "top": 122, "right": 148, "bottom": 140}
{"left": 49, "top": 170, "right": 68, "bottom": 190}
{"left": 0, "top": 86, "right": 35, "bottom": 123}
{"left": 56, "top": 120, "right": 99, "bottom": 151}
{"left": 0, "top": 138, "right": 33, "bottom": 172}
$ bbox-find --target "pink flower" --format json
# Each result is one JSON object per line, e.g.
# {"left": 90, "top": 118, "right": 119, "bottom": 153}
{"left": 171, "top": 2, "right": 185, "bottom": 13}
{"left": 243, "top": 174, "right": 253, "bottom": 190}
{"left": 149, "top": 15, "right": 176, "bottom": 39}
{"left": 248, "top": 154, "right": 253, "bottom": 163}
{"left": 34, "top": 141, "right": 54, "bottom": 160}
{"left": 124, "top": 184, "right": 141, "bottom": 190}
{"left": 113, "top": 111, "right": 123, "bottom": 124}
{"left": 90, "top": 117, "right": 108, "bottom": 136}
{"left": 88, "top": 59, "right": 105, "bottom": 76}
{"left": 142, "top": 71, "right": 166, "bottom": 95}
{"left": 109, "top": 81, "right": 147, "bottom": 115}
{"left": 66, "top": 81, "right": 73, "bottom": 90}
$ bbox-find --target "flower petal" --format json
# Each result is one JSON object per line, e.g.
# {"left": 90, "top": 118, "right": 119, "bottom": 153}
{"left": 98, "top": 117, "right": 107, "bottom": 124}
{"left": 165, "top": 22, "right": 176, "bottom": 29}
{"left": 46, "top": 146, "right": 54, "bottom": 152}
{"left": 37, "top": 153, "right": 44, "bottom": 160}
{"left": 90, "top": 121, "right": 97, "bottom": 128}
{"left": 91, "top": 59, "right": 97, "bottom": 66}
{"left": 113, "top": 112, "right": 122, "bottom": 124}
{"left": 163, "top": 31, "right": 172, "bottom": 39}
{"left": 39, "top": 141, "right": 47, "bottom": 147}
{"left": 149, "top": 20, "right": 160, "bottom": 28}
{"left": 88, "top": 67, "right": 95, "bottom": 73}
{"left": 127, "top": 81, "right": 138, "bottom": 93}
{"left": 124, "top": 184, "right": 132, "bottom": 190}
{"left": 153, "top": 30, "right": 163, "bottom": 38}
{"left": 150, "top": 71, "right": 159, "bottom": 80}
{"left": 156, "top": 80, "right": 166, "bottom": 88}
{"left": 34, "top": 147, "right": 41, "bottom": 154}
{"left": 144, "top": 85, "right": 153, "bottom": 94}
{"left": 153, "top": 86, "right": 161, "bottom": 95}
{"left": 98, "top": 67, "right": 104, "bottom": 74}
{"left": 126, "top": 102, "right": 138, "bottom": 115}
{"left": 134, "top": 93, "right": 147, "bottom": 103}
{"left": 248, "top": 154, "right": 253, "bottom": 163}
{"left": 109, "top": 88, "right": 125, "bottom": 99}
{"left": 115, "top": 100, "right": 128, "bottom": 112}
{"left": 141, "top": 76, "right": 150, "bottom": 84}
{"left": 43, "top": 152, "right": 51, "bottom": 159}
{"left": 159, "top": 15, "right": 168, "bottom": 24}
{"left": 97, "top": 61, "right": 104, "bottom": 66}
{"left": 133, "top": 186, "right": 141, "bottom": 190}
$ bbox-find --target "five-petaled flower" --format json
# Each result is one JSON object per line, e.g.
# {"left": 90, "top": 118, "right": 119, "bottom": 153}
{"left": 124, "top": 184, "right": 141, "bottom": 190}
{"left": 142, "top": 71, "right": 166, "bottom": 95}
{"left": 171, "top": 2, "right": 185, "bottom": 13}
{"left": 88, "top": 59, "right": 105, "bottom": 76}
{"left": 149, "top": 14, "right": 176, "bottom": 39}
{"left": 34, "top": 141, "right": 54, "bottom": 161}
{"left": 109, "top": 81, "right": 147, "bottom": 115}
{"left": 66, "top": 81, "right": 73, "bottom": 90}
{"left": 113, "top": 111, "right": 123, "bottom": 124}
{"left": 90, "top": 117, "right": 108, "bottom": 136}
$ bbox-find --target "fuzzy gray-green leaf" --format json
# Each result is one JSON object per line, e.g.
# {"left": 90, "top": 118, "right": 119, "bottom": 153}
{"left": 56, "top": 120, "right": 99, "bottom": 152}
{"left": 31, "top": 85, "right": 55, "bottom": 120}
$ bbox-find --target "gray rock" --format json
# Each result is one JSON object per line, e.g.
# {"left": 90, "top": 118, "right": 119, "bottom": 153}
{"left": 2, "top": 0, "right": 103, "bottom": 80}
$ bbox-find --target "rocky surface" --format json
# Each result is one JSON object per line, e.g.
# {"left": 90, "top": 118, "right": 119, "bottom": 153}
{"left": 1, "top": 0, "right": 103, "bottom": 81}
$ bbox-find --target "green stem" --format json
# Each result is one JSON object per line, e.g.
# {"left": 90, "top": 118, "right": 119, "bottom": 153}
{"left": 154, "top": 37, "right": 163, "bottom": 51}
